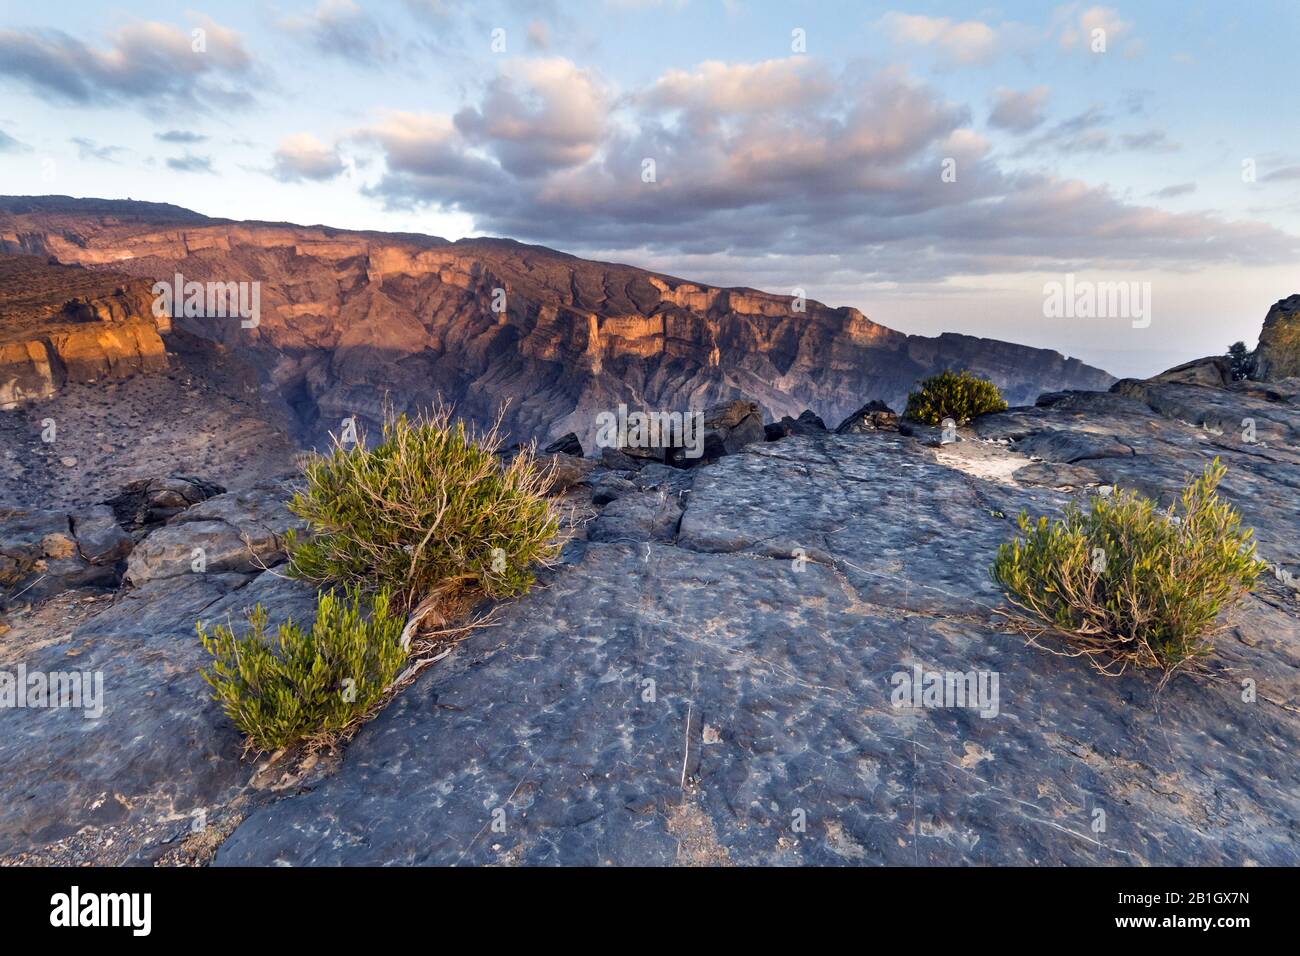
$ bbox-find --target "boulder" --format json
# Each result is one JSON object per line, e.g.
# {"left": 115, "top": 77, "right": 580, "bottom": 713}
{"left": 691, "top": 399, "right": 765, "bottom": 464}
{"left": 765, "top": 409, "right": 828, "bottom": 441}
{"left": 1151, "top": 356, "right": 1232, "bottom": 388}
{"left": 540, "top": 453, "right": 597, "bottom": 494}
{"left": 543, "top": 432, "right": 584, "bottom": 457}
{"left": 108, "top": 474, "right": 226, "bottom": 530}
{"left": 124, "top": 482, "right": 302, "bottom": 586}
{"left": 834, "top": 400, "right": 899, "bottom": 433}
{"left": 71, "top": 505, "right": 133, "bottom": 566}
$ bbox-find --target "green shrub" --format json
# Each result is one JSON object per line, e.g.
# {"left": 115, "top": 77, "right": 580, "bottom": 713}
{"left": 991, "top": 459, "right": 1265, "bottom": 676}
{"left": 198, "top": 586, "right": 406, "bottom": 751}
{"left": 284, "top": 406, "right": 562, "bottom": 610}
{"left": 1227, "top": 341, "right": 1255, "bottom": 381}
{"left": 904, "top": 370, "right": 1008, "bottom": 426}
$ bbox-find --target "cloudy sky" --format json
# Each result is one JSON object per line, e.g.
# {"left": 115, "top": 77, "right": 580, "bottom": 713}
{"left": 1, "top": 0, "right": 1297, "bottom": 376}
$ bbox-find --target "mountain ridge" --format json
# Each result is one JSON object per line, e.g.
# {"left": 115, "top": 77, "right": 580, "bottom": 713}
{"left": 0, "top": 195, "right": 1114, "bottom": 452}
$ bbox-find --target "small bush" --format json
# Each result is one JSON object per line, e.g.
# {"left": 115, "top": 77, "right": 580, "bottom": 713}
{"left": 198, "top": 586, "right": 406, "bottom": 751}
{"left": 1227, "top": 341, "right": 1255, "bottom": 381}
{"left": 904, "top": 370, "right": 1008, "bottom": 426}
{"left": 991, "top": 459, "right": 1265, "bottom": 677}
{"left": 285, "top": 406, "right": 562, "bottom": 610}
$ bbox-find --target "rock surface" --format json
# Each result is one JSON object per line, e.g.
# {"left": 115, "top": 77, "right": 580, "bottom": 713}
{"left": 0, "top": 480, "right": 318, "bottom": 861}
{"left": 1253, "top": 294, "right": 1300, "bottom": 381}
{"left": 211, "top": 375, "right": 1299, "bottom": 866}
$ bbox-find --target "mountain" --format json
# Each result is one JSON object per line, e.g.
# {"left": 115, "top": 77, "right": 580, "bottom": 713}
{"left": 0, "top": 196, "right": 1114, "bottom": 453}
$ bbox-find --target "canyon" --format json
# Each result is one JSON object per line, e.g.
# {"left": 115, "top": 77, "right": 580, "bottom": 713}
{"left": 0, "top": 196, "right": 1113, "bottom": 459}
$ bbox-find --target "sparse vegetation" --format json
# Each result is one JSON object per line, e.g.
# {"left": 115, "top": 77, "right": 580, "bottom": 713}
{"left": 1227, "top": 341, "right": 1256, "bottom": 381}
{"left": 991, "top": 459, "right": 1265, "bottom": 677}
{"left": 284, "top": 406, "right": 563, "bottom": 611}
{"left": 198, "top": 586, "right": 406, "bottom": 752}
{"left": 904, "top": 370, "right": 1008, "bottom": 426}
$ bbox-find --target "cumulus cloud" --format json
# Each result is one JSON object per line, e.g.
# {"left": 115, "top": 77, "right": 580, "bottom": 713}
{"left": 882, "top": 13, "right": 1000, "bottom": 66}
{"left": 452, "top": 58, "right": 609, "bottom": 177}
{"left": 0, "top": 17, "right": 256, "bottom": 110}
{"left": 351, "top": 57, "right": 1299, "bottom": 282}
{"left": 272, "top": 133, "right": 346, "bottom": 182}
{"left": 988, "top": 87, "right": 1049, "bottom": 133}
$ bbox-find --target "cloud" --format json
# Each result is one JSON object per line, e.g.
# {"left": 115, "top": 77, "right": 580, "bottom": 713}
{"left": 1057, "top": 4, "right": 1133, "bottom": 54}
{"left": 0, "top": 128, "right": 29, "bottom": 153}
{"left": 71, "top": 137, "right": 126, "bottom": 163}
{"left": 0, "top": 17, "right": 256, "bottom": 110}
{"left": 1151, "top": 183, "right": 1196, "bottom": 199}
{"left": 988, "top": 86, "right": 1049, "bottom": 133}
{"left": 167, "top": 153, "right": 214, "bottom": 174}
{"left": 353, "top": 57, "right": 1299, "bottom": 282}
{"left": 1119, "top": 130, "right": 1179, "bottom": 152}
{"left": 155, "top": 129, "right": 208, "bottom": 144}
{"left": 272, "top": 133, "right": 346, "bottom": 182}
{"left": 281, "top": 0, "right": 392, "bottom": 66}
{"left": 882, "top": 13, "right": 999, "bottom": 66}
{"left": 1262, "top": 166, "right": 1300, "bottom": 183}
{"left": 452, "top": 58, "right": 609, "bottom": 177}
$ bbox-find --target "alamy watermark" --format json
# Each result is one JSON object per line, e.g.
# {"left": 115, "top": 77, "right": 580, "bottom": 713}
{"left": 891, "top": 663, "right": 1000, "bottom": 718}
{"left": 594, "top": 403, "right": 704, "bottom": 459}
{"left": 0, "top": 664, "right": 104, "bottom": 718}
{"left": 152, "top": 272, "right": 260, "bottom": 328}
{"left": 1043, "top": 274, "right": 1151, "bottom": 329}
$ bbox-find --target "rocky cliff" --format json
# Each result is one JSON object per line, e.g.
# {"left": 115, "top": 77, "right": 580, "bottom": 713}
{"left": 1253, "top": 294, "right": 1300, "bottom": 381}
{"left": 0, "top": 256, "right": 167, "bottom": 409}
{"left": 0, "top": 196, "right": 1114, "bottom": 449}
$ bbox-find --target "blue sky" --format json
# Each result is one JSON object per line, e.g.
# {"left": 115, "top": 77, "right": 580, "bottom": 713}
{"left": 1, "top": 0, "right": 1297, "bottom": 376}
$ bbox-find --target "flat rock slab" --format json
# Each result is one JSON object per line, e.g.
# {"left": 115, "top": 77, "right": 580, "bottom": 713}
{"left": 0, "top": 567, "right": 316, "bottom": 857}
{"left": 217, "top": 430, "right": 1300, "bottom": 866}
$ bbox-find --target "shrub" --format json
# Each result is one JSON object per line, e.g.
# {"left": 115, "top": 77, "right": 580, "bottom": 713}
{"left": 904, "top": 370, "right": 1008, "bottom": 426}
{"left": 991, "top": 459, "right": 1266, "bottom": 677}
{"left": 284, "top": 406, "right": 562, "bottom": 610}
{"left": 1227, "top": 341, "right": 1256, "bottom": 381}
{"left": 198, "top": 586, "right": 406, "bottom": 751}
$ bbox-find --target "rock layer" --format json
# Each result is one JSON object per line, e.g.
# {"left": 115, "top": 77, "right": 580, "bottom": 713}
{"left": 0, "top": 256, "right": 166, "bottom": 409}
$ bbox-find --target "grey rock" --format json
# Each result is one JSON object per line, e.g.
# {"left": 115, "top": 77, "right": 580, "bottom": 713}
{"left": 216, "top": 426, "right": 1299, "bottom": 866}
{"left": 124, "top": 482, "right": 303, "bottom": 586}
{"left": 834, "top": 400, "right": 899, "bottom": 434}
{"left": 588, "top": 489, "right": 684, "bottom": 543}
{"left": 543, "top": 432, "right": 583, "bottom": 457}
{"left": 591, "top": 475, "right": 637, "bottom": 506}
{"left": 71, "top": 505, "right": 133, "bottom": 566}
{"left": 108, "top": 474, "right": 225, "bottom": 530}
{"left": 0, "top": 569, "right": 318, "bottom": 855}
{"left": 767, "top": 409, "right": 829, "bottom": 440}
{"left": 1152, "top": 356, "right": 1232, "bottom": 388}
{"left": 600, "top": 447, "right": 641, "bottom": 472}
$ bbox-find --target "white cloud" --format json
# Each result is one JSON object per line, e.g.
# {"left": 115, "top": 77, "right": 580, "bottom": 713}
{"left": 882, "top": 13, "right": 999, "bottom": 66}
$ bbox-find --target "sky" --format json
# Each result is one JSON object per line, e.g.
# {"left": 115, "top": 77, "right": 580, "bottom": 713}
{"left": 0, "top": 0, "right": 1297, "bottom": 378}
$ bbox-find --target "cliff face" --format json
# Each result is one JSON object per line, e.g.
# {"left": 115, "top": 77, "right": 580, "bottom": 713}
{"left": 0, "top": 256, "right": 167, "bottom": 409}
{"left": 1254, "top": 294, "right": 1300, "bottom": 381}
{"left": 0, "top": 196, "right": 1114, "bottom": 446}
